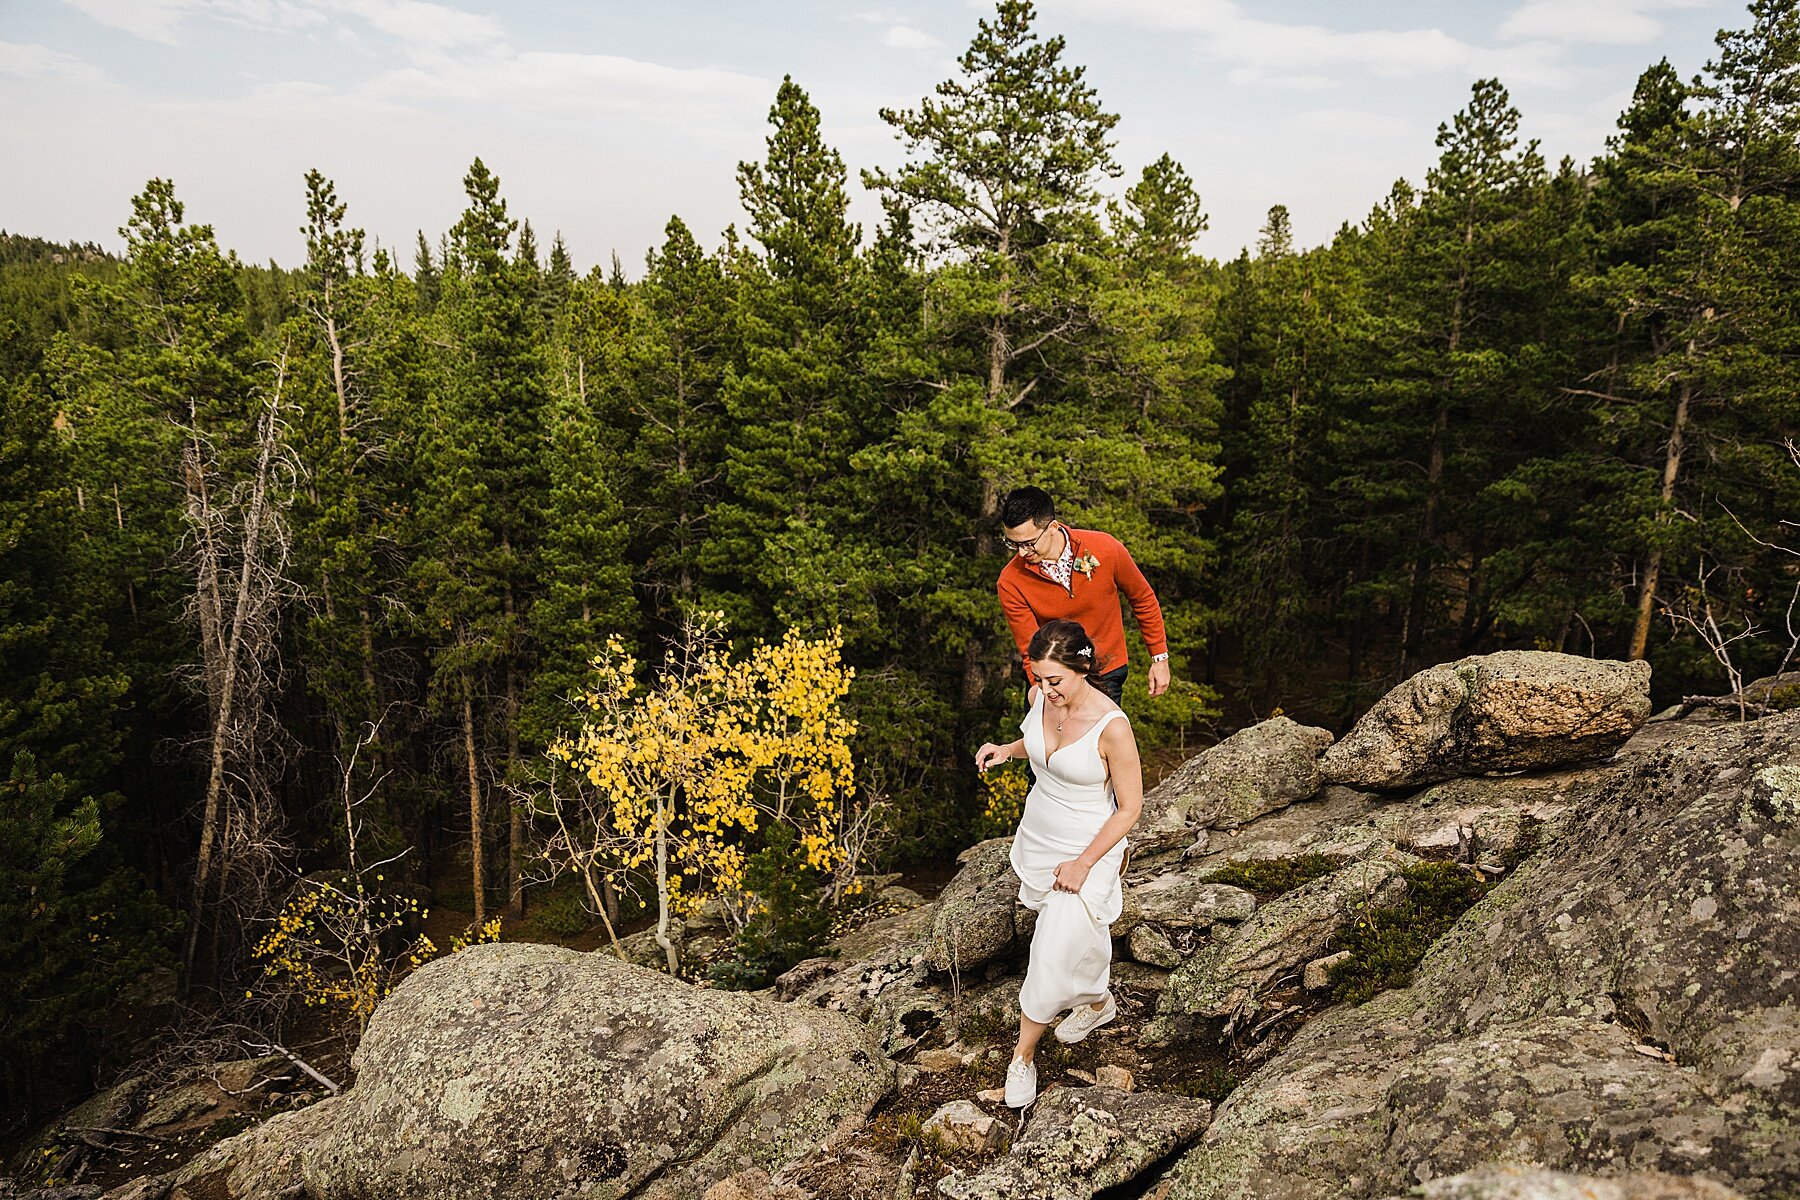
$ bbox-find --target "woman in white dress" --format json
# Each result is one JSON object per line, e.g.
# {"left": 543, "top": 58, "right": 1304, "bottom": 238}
{"left": 974, "top": 618, "right": 1145, "bottom": 1108}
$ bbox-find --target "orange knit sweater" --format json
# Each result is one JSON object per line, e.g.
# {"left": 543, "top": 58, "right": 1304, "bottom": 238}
{"left": 997, "top": 526, "right": 1169, "bottom": 682}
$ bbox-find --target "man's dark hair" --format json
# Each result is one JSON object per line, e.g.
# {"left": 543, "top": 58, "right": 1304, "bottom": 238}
{"left": 1000, "top": 487, "right": 1055, "bottom": 529}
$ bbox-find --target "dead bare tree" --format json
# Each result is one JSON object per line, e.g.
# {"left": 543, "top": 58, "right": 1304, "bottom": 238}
{"left": 1675, "top": 438, "right": 1800, "bottom": 718}
{"left": 1660, "top": 555, "right": 1792, "bottom": 723}
{"left": 181, "top": 348, "right": 300, "bottom": 991}
{"left": 522, "top": 767, "right": 629, "bottom": 960}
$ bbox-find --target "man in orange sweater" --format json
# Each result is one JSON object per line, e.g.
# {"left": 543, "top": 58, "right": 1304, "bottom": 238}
{"left": 996, "top": 486, "right": 1171, "bottom": 704}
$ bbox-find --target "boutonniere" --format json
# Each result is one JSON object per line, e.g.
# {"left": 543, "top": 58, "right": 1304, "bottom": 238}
{"left": 1074, "top": 552, "right": 1099, "bottom": 579}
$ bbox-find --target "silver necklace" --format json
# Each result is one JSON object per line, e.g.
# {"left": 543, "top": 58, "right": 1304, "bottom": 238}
{"left": 1055, "top": 699, "right": 1083, "bottom": 734}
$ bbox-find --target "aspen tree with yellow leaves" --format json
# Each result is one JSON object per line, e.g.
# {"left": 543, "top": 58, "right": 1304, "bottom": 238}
{"left": 539, "top": 613, "right": 861, "bottom": 974}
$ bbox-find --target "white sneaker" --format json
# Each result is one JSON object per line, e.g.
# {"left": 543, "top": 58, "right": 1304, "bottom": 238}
{"left": 1054, "top": 993, "right": 1117, "bottom": 1044}
{"left": 1004, "top": 1056, "right": 1038, "bottom": 1108}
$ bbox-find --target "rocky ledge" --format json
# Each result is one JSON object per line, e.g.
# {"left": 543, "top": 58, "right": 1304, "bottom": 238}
{"left": 26, "top": 652, "right": 1797, "bottom": 1200}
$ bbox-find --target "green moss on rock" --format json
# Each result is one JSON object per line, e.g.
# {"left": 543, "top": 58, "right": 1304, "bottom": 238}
{"left": 1199, "top": 854, "right": 1343, "bottom": 900}
{"left": 1327, "top": 863, "right": 1496, "bottom": 1005}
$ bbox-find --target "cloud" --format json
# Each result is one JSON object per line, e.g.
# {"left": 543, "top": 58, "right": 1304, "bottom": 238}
{"left": 352, "top": 50, "right": 771, "bottom": 125}
{"left": 59, "top": 0, "right": 497, "bottom": 54}
{"left": 1498, "top": 0, "right": 1716, "bottom": 46}
{"left": 1039, "top": 0, "right": 1578, "bottom": 89}
{"left": 1228, "top": 69, "right": 1332, "bottom": 90}
{"left": 882, "top": 25, "right": 941, "bottom": 51}
{"left": 326, "top": 0, "right": 504, "bottom": 56}
{"left": 52, "top": 0, "right": 764, "bottom": 127}
{"left": 0, "top": 38, "right": 112, "bottom": 85}
{"left": 59, "top": 0, "right": 202, "bottom": 44}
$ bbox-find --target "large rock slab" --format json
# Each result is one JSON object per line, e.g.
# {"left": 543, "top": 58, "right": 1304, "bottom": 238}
{"left": 832, "top": 894, "right": 936, "bottom": 963}
{"left": 792, "top": 927, "right": 946, "bottom": 1055}
{"left": 1322, "top": 651, "right": 1651, "bottom": 790}
{"left": 1390, "top": 1163, "right": 1745, "bottom": 1198}
{"left": 927, "top": 837, "right": 1034, "bottom": 974}
{"left": 295, "top": 942, "right": 893, "bottom": 1200}
{"left": 1146, "top": 854, "right": 1413, "bottom": 1040}
{"left": 937, "top": 1086, "right": 1211, "bottom": 1200}
{"left": 1139, "top": 717, "right": 1335, "bottom": 847}
{"left": 162, "top": 1098, "right": 337, "bottom": 1199}
{"left": 1115, "top": 875, "right": 1256, "bottom": 938}
{"left": 1153, "top": 785, "right": 1387, "bottom": 876}
{"left": 1161, "top": 710, "right": 1800, "bottom": 1198}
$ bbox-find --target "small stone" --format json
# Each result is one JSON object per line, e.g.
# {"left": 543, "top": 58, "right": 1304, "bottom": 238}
{"left": 913, "top": 1048, "right": 964, "bottom": 1072}
{"left": 1096, "top": 1065, "right": 1135, "bottom": 1091}
{"left": 1410, "top": 824, "right": 1463, "bottom": 852}
{"left": 1633, "top": 1042, "right": 1666, "bottom": 1059}
{"left": 976, "top": 1087, "right": 1006, "bottom": 1104}
{"left": 1304, "top": 950, "right": 1353, "bottom": 990}
{"left": 1067, "top": 1068, "right": 1096, "bottom": 1083}
{"left": 1191, "top": 884, "right": 1258, "bottom": 923}
{"left": 922, "top": 1099, "right": 1003, "bottom": 1153}
{"left": 1129, "top": 923, "right": 1184, "bottom": 969}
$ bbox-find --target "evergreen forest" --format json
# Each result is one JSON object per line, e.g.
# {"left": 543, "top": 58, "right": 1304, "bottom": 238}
{"left": 3, "top": 0, "right": 1797, "bottom": 1134}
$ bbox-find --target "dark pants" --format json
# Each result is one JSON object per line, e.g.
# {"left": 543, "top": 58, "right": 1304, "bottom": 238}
{"left": 1025, "top": 665, "right": 1127, "bottom": 788}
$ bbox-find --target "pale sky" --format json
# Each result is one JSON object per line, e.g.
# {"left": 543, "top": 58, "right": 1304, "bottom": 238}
{"left": 0, "top": 0, "right": 1740, "bottom": 272}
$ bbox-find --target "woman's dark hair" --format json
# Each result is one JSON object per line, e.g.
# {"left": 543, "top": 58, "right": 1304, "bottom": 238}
{"left": 1027, "top": 619, "right": 1099, "bottom": 676}
{"left": 1000, "top": 486, "right": 1055, "bottom": 529}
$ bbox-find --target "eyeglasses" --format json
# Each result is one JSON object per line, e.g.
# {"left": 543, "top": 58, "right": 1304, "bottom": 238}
{"left": 1001, "top": 524, "right": 1055, "bottom": 554}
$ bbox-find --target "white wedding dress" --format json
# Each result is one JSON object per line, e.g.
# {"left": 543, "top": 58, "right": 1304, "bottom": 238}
{"left": 1009, "top": 687, "right": 1129, "bottom": 1024}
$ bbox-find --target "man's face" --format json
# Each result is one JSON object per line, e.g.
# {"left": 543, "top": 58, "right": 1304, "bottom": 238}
{"left": 1002, "top": 519, "right": 1056, "bottom": 563}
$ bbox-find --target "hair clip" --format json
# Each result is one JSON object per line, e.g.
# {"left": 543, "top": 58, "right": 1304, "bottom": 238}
{"left": 1077, "top": 647, "right": 1092, "bottom": 657}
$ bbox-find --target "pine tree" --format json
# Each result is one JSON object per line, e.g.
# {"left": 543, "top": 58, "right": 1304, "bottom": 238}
{"left": 1221, "top": 207, "right": 1367, "bottom": 707}
{"left": 286, "top": 170, "right": 409, "bottom": 854}
{"left": 1336, "top": 81, "right": 1554, "bottom": 674}
{"left": 1074, "top": 154, "right": 1223, "bottom": 723}
{"left": 864, "top": 0, "right": 1123, "bottom": 710}
{"left": 1, "top": 752, "right": 171, "bottom": 1118}
{"left": 544, "top": 232, "right": 576, "bottom": 327}
{"left": 1586, "top": 4, "right": 1800, "bottom": 676}
{"left": 521, "top": 386, "right": 638, "bottom": 751}
{"left": 60, "top": 179, "right": 290, "bottom": 987}
{"left": 413, "top": 230, "right": 440, "bottom": 314}
{"left": 411, "top": 159, "right": 548, "bottom": 923}
{"left": 614, "top": 217, "right": 732, "bottom": 625}
{"left": 708, "top": 77, "right": 875, "bottom": 641}
{"left": 0, "top": 378, "right": 127, "bottom": 792}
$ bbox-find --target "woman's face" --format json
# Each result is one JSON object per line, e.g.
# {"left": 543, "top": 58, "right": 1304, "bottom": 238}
{"left": 1032, "top": 659, "right": 1088, "bottom": 708}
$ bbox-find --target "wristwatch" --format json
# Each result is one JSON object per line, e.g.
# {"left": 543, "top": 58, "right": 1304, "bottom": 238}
{"left": 1151, "top": 652, "right": 1169, "bottom": 663}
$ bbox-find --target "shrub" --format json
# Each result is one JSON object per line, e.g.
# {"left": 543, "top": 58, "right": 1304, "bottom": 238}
{"left": 253, "top": 877, "right": 499, "bottom": 1029}
{"left": 707, "top": 824, "right": 834, "bottom": 990}
{"left": 972, "top": 761, "right": 1029, "bottom": 840}
{"left": 527, "top": 887, "right": 593, "bottom": 938}
{"left": 1327, "top": 861, "right": 1495, "bottom": 1005}
{"left": 1174, "top": 1064, "right": 1240, "bottom": 1102}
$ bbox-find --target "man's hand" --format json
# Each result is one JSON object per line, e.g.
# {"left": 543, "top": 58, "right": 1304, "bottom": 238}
{"left": 1147, "top": 658, "right": 1171, "bottom": 698}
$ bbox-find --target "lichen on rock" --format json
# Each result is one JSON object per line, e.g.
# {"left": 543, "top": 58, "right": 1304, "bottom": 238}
{"left": 1158, "top": 710, "right": 1800, "bottom": 1199}
{"left": 1321, "top": 651, "right": 1652, "bottom": 790}
{"left": 289, "top": 942, "right": 894, "bottom": 1200}
{"left": 936, "top": 1085, "right": 1211, "bottom": 1200}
